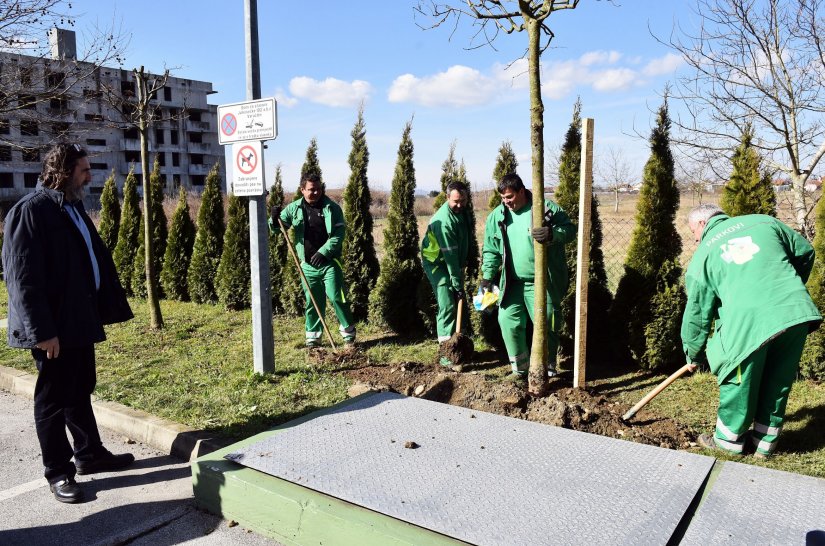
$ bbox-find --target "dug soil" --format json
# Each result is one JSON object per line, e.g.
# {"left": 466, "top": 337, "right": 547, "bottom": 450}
{"left": 310, "top": 347, "right": 699, "bottom": 451}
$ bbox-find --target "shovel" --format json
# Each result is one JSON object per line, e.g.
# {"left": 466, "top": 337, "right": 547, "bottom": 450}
{"left": 621, "top": 363, "right": 697, "bottom": 422}
{"left": 277, "top": 217, "right": 337, "bottom": 351}
{"left": 440, "top": 296, "right": 474, "bottom": 367}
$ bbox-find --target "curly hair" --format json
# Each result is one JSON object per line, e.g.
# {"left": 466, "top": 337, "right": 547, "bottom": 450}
{"left": 40, "top": 143, "right": 88, "bottom": 191}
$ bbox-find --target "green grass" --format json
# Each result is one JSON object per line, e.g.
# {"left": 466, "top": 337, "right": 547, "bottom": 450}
{"left": 1, "top": 282, "right": 824, "bottom": 478}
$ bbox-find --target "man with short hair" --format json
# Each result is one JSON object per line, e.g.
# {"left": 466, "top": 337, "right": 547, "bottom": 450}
{"left": 421, "top": 181, "right": 472, "bottom": 368}
{"left": 682, "top": 203, "right": 821, "bottom": 458}
{"left": 270, "top": 173, "right": 356, "bottom": 346}
{"left": 3, "top": 143, "right": 135, "bottom": 503}
{"left": 480, "top": 173, "right": 575, "bottom": 383}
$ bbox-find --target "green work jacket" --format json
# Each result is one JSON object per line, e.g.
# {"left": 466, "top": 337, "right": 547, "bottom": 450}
{"left": 277, "top": 196, "right": 346, "bottom": 262}
{"left": 681, "top": 213, "right": 822, "bottom": 383}
{"left": 420, "top": 202, "right": 471, "bottom": 291}
{"left": 481, "top": 192, "right": 575, "bottom": 305}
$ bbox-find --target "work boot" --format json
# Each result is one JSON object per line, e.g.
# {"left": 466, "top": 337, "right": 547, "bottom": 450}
{"left": 503, "top": 372, "right": 527, "bottom": 386}
{"left": 438, "top": 357, "right": 453, "bottom": 369}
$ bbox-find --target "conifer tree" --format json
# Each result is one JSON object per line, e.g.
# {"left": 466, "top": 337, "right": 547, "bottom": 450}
{"left": 720, "top": 126, "right": 777, "bottom": 217}
{"left": 268, "top": 165, "right": 290, "bottom": 314}
{"left": 112, "top": 168, "right": 141, "bottom": 295}
{"left": 294, "top": 137, "right": 324, "bottom": 200}
{"left": 161, "top": 187, "right": 196, "bottom": 301}
{"left": 132, "top": 159, "right": 168, "bottom": 298}
{"left": 188, "top": 163, "right": 225, "bottom": 304}
{"left": 217, "top": 194, "right": 251, "bottom": 310}
{"left": 342, "top": 106, "right": 380, "bottom": 321}
{"left": 489, "top": 140, "right": 518, "bottom": 209}
{"left": 552, "top": 100, "right": 614, "bottom": 367}
{"left": 433, "top": 141, "right": 458, "bottom": 211}
{"left": 800, "top": 192, "right": 825, "bottom": 380}
{"left": 369, "top": 120, "right": 426, "bottom": 333}
{"left": 610, "top": 98, "right": 686, "bottom": 370}
{"left": 98, "top": 170, "right": 120, "bottom": 253}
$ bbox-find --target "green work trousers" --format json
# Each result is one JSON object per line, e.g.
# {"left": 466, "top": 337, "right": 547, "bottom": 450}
{"left": 497, "top": 280, "right": 560, "bottom": 375}
{"left": 714, "top": 323, "right": 808, "bottom": 456}
{"left": 424, "top": 268, "right": 466, "bottom": 342}
{"left": 301, "top": 261, "right": 355, "bottom": 346}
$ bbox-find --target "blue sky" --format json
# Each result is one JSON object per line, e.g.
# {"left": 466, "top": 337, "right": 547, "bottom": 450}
{"left": 66, "top": 0, "right": 695, "bottom": 193}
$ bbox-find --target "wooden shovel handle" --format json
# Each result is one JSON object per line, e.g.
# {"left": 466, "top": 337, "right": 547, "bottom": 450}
{"left": 456, "top": 297, "right": 463, "bottom": 335}
{"left": 621, "top": 363, "right": 696, "bottom": 422}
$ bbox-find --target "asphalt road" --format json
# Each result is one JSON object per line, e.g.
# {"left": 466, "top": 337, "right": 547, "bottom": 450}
{"left": 0, "top": 389, "right": 280, "bottom": 545}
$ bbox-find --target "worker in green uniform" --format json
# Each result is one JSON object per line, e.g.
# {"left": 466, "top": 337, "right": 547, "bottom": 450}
{"left": 682, "top": 203, "right": 821, "bottom": 458}
{"left": 270, "top": 173, "right": 356, "bottom": 347}
{"left": 421, "top": 181, "right": 472, "bottom": 368}
{"left": 480, "top": 173, "right": 575, "bottom": 383}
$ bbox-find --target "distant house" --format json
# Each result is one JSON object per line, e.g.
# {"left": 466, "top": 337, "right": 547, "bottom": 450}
{"left": 804, "top": 177, "right": 823, "bottom": 193}
{"left": 773, "top": 178, "right": 792, "bottom": 192}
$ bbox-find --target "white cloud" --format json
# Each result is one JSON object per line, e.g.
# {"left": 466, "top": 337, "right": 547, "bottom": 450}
{"left": 288, "top": 76, "right": 372, "bottom": 107}
{"left": 273, "top": 88, "right": 298, "bottom": 108}
{"left": 388, "top": 65, "right": 499, "bottom": 107}
{"left": 592, "top": 68, "right": 638, "bottom": 91}
{"left": 642, "top": 53, "right": 683, "bottom": 76}
{"left": 579, "top": 50, "right": 622, "bottom": 66}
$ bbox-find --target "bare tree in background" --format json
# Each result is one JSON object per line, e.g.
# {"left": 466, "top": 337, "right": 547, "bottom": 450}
{"left": 416, "top": 0, "right": 588, "bottom": 396}
{"left": 664, "top": 0, "right": 825, "bottom": 237}
{"left": 597, "top": 145, "right": 631, "bottom": 212}
{"left": 0, "top": 0, "right": 127, "bottom": 148}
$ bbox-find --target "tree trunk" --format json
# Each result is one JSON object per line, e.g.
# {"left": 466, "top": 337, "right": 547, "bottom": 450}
{"left": 791, "top": 173, "right": 811, "bottom": 238}
{"left": 135, "top": 68, "right": 164, "bottom": 329}
{"left": 526, "top": 16, "right": 549, "bottom": 397}
{"left": 614, "top": 189, "right": 619, "bottom": 212}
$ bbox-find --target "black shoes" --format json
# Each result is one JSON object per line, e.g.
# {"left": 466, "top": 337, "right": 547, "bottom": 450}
{"left": 76, "top": 450, "right": 135, "bottom": 475}
{"left": 50, "top": 478, "right": 82, "bottom": 503}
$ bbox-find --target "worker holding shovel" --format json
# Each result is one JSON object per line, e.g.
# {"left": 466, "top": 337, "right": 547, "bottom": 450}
{"left": 270, "top": 173, "right": 356, "bottom": 348}
{"left": 681, "top": 204, "right": 821, "bottom": 458}
{"left": 421, "top": 181, "right": 473, "bottom": 369}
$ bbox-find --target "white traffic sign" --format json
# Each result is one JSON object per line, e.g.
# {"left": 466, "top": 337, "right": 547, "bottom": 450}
{"left": 231, "top": 141, "right": 265, "bottom": 196}
{"left": 218, "top": 97, "right": 277, "bottom": 144}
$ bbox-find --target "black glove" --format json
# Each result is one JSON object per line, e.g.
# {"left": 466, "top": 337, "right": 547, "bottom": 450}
{"left": 532, "top": 226, "right": 553, "bottom": 244}
{"left": 452, "top": 286, "right": 465, "bottom": 301}
{"left": 309, "top": 252, "right": 329, "bottom": 268}
{"left": 270, "top": 204, "right": 282, "bottom": 221}
{"left": 479, "top": 279, "right": 493, "bottom": 292}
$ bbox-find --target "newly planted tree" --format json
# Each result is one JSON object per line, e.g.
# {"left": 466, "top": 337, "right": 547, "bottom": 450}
{"left": 217, "top": 194, "right": 251, "bottom": 310}
{"left": 132, "top": 159, "right": 168, "bottom": 299}
{"left": 801, "top": 191, "right": 825, "bottom": 380}
{"left": 433, "top": 141, "right": 458, "bottom": 211}
{"left": 112, "top": 168, "right": 140, "bottom": 295}
{"left": 268, "top": 165, "right": 290, "bottom": 314}
{"left": 369, "top": 121, "right": 426, "bottom": 333}
{"left": 161, "top": 187, "right": 196, "bottom": 301}
{"left": 342, "top": 106, "right": 380, "bottom": 322}
{"left": 489, "top": 140, "right": 518, "bottom": 210}
{"left": 98, "top": 170, "right": 120, "bottom": 253}
{"left": 720, "top": 126, "right": 776, "bottom": 217}
{"left": 610, "top": 99, "right": 685, "bottom": 370}
{"left": 188, "top": 164, "right": 225, "bottom": 304}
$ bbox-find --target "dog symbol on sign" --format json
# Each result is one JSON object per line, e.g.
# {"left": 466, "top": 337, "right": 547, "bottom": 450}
{"left": 240, "top": 151, "right": 254, "bottom": 167}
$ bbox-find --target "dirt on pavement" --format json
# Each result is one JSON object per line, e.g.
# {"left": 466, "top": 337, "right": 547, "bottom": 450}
{"left": 309, "top": 348, "right": 698, "bottom": 451}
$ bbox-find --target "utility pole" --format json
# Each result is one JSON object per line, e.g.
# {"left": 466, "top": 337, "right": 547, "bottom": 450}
{"left": 244, "top": 0, "right": 274, "bottom": 374}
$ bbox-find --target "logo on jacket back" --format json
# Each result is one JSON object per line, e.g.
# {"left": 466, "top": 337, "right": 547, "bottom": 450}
{"left": 720, "top": 236, "right": 760, "bottom": 265}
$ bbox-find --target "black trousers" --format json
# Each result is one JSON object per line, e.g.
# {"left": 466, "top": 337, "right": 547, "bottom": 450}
{"left": 32, "top": 345, "right": 104, "bottom": 483}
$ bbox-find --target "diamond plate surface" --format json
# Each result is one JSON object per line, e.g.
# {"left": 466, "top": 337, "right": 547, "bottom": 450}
{"left": 227, "top": 392, "right": 714, "bottom": 546}
{"left": 681, "top": 461, "right": 825, "bottom": 545}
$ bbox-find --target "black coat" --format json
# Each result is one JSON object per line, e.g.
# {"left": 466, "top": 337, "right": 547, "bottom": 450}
{"left": 2, "top": 188, "right": 132, "bottom": 349}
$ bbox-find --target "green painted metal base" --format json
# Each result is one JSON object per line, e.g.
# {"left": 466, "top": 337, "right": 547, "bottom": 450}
{"left": 192, "top": 396, "right": 463, "bottom": 546}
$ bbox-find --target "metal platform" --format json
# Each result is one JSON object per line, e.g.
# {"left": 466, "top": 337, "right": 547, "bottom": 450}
{"left": 681, "top": 461, "right": 825, "bottom": 545}
{"left": 225, "top": 392, "right": 715, "bottom": 545}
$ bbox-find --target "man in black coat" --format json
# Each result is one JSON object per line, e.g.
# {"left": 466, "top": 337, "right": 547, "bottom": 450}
{"left": 3, "top": 143, "right": 135, "bottom": 503}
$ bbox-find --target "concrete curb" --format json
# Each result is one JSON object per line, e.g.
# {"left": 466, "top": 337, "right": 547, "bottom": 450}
{"left": 0, "top": 364, "right": 228, "bottom": 461}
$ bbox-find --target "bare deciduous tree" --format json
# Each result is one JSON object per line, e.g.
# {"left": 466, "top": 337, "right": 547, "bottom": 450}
{"left": 596, "top": 145, "right": 632, "bottom": 212}
{"left": 664, "top": 0, "right": 825, "bottom": 237}
{"left": 416, "top": 0, "right": 586, "bottom": 396}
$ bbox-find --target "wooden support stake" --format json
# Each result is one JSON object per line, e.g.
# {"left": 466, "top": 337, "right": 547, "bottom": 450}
{"left": 574, "top": 118, "right": 594, "bottom": 389}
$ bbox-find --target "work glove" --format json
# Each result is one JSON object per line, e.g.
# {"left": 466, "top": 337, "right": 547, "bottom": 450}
{"left": 309, "top": 252, "right": 329, "bottom": 268}
{"left": 531, "top": 226, "right": 553, "bottom": 244}
{"left": 270, "top": 204, "right": 282, "bottom": 222}
{"left": 452, "top": 286, "right": 465, "bottom": 301}
{"left": 479, "top": 278, "right": 493, "bottom": 293}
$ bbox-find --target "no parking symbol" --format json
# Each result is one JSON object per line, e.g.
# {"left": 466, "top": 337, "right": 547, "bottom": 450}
{"left": 231, "top": 141, "right": 264, "bottom": 196}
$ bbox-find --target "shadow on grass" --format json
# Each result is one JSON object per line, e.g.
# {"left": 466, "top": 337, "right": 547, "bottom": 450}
{"left": 781, "top": 402, "right": 825, "bottom": 454}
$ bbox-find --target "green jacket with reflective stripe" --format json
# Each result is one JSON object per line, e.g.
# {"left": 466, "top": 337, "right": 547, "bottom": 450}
{"left": 481, "top": 192, "right": 575, "bottom": 305}
{"left": 276, "top": 196, "right": 346, "bottom": 262}
{"left": 681, "top": 213, "right": 821, "bottom": 383}
{"left": 421, "top": 202, "right": 471, "bottom": 291}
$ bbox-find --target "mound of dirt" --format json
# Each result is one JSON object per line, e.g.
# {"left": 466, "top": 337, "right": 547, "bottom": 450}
{"left": 439, "top": 333, "right": 474, "bottom": 365}
{"left": 336, "top": 354, "right": 697, "bottom": 451}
